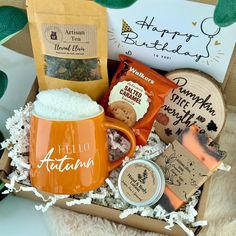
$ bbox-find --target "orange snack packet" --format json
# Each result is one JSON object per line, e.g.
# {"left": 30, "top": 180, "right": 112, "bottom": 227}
{"left": 100, "top": 55, "right": 177, "bottom": 145}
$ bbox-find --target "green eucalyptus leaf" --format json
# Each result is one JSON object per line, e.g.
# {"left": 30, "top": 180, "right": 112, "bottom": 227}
{"left": 0, "top": 129, "right": 5, "bottom": 192}
{"left": 0, "top": 130, "right": 4, "bottom": 157}
{"left": 0, "top": 181, "right": 5, "bottom": 192}
{"left": 0, "top": 6, "right": 28, "bottom": 44}
{"left": 95, "top": 0, "right": 137, "bottom": 9}
{"left": 214, "top": 0, "right": 236, "bottom": 27}
{"left": 0, "top": 31, "right": 19, "bottom": 45}
{"left": 0, "top": 70, "right": 8, "bottom": 99}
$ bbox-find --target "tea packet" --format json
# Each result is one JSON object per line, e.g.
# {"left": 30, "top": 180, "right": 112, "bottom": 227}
{"left": 26, "top": 0, "right": 108, "bottom": 101}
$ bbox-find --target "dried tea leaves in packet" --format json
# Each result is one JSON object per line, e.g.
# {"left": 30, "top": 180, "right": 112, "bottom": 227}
{"left": 27, "top": 0, "right": 108, "bottom": 101}
{"left": 100, "top": 55, "right": 177, "bottom": 145}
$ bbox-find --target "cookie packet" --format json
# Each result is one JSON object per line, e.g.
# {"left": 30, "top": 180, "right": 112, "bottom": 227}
{"left": 26, "top": 0, "right": 108, "bottom": 101}
{"left": 100, "top": 55, "right": 177, "bottom": 145}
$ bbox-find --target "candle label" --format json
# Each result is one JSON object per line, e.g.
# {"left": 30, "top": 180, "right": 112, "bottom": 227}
{"left": 120, "top": 163, "right": 157, "bottom": 203}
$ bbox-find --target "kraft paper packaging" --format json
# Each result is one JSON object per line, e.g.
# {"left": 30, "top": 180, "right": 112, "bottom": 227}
{"left": 26, "top": 0, "right": 108, "bottom": 101}
{"left": 156, "top": 125, "right": 226, "bottom": 212}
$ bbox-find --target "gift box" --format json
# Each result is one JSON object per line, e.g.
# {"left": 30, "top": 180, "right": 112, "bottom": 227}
{"left": 0, "top": 0, "right": 235, "bottom": 235}
{"left": 0, "top": 67, "right": 211, "bottom": 236}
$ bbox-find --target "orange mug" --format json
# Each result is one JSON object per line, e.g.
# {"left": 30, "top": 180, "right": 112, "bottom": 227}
{"left": 29, "top": 106, "right": 136, "bottom": 194}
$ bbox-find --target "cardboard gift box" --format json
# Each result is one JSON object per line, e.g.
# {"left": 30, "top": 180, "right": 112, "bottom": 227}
{"left": 0, "top": 80, "right": 210, "bottom": 236}
{"left": 0, "top": 67, "right": 211, "bottom": 236}
{"left": 0, "top": 0, "right": 235, "bottom": 235}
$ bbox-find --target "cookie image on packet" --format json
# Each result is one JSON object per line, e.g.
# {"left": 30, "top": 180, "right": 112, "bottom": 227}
{"left": 107, "top": 80, "right": 149, "bottom": 128}
{"left": 100, "top": 55, "right": 177, "bottom": 145}
{"left": 108, "top": 101, "right": 137, "bottom": 127}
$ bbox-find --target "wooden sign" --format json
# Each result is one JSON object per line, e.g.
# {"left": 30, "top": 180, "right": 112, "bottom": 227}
{"left": 154, "top": 69, "right": 226, "bottom": 143}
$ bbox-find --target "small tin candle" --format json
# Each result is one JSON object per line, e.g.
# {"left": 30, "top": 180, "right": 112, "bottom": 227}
{"left": 118, "top": 159, "right": 165, "bottom": 207}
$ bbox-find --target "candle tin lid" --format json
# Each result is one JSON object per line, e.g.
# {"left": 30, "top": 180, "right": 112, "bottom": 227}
{"left": 118, "top": 159, "right": 165, "bottom": 207}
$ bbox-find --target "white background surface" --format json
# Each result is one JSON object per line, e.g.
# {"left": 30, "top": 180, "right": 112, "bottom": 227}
{"left": 0, "top": 45, "right": 36, "bottom": 138}
{"left": 0, "top": 194, "right": 50, "bottom": 236}
{"left": 0, "top": 45, "right": 41, "bottom": 236}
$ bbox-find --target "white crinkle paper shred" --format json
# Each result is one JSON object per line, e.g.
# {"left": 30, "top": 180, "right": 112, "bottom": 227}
{"left": 1, "top": 103, "right": 208, "bottom": 236}
{"left": 35, "top": 194, "right": 70, "bottom": 213}
{"left": 1, "top": 103, "right": 33, "bottom": 182}
{"left": 218, "top": 162, "right": 231, "bottom": 171}
{"left": 66, "top": 197, "right": 92, "bottom": 207}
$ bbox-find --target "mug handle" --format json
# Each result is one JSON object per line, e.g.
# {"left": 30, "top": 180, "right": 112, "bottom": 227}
{"left": 103, "top": 116, "right": 136, "bottom": 172}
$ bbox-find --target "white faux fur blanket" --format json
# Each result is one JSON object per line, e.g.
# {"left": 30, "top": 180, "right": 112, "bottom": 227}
{"left": 45, "top": 107, "right": 236, "bottom": 236}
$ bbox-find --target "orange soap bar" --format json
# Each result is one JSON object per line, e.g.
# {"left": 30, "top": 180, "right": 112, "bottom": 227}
{"left": 156, "top": 125, "right": 226, "bottom": 212}
{"left": 178, "top": 125, "right": 225, "bottom": 171}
